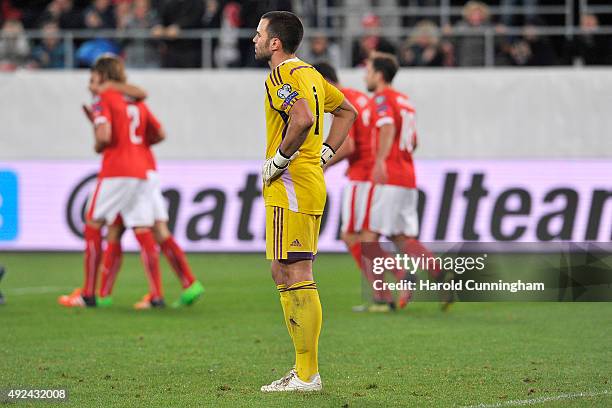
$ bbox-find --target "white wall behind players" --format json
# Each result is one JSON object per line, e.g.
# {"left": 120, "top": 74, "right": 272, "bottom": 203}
{"left": 1, "top": 68, "right": 611, "bottom": 160}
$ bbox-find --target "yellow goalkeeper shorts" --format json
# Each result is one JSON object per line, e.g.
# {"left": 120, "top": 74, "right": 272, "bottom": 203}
{"left": 266, "top": 206, "right": 322, "bottom": 261}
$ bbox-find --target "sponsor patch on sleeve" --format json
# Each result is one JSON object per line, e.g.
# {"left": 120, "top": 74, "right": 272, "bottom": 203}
{"left": 377, "top": 104, "right": 389, "bottom": 113}
{"left": 375, "top": 95, "right": 389, "bottom": 113}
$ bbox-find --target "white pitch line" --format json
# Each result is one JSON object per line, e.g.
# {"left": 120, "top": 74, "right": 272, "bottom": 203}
{"left": 3, "top": 286, "right": 69, "bottom": 295}
{"left": 461, "top": 390, "right": 610, "bottom": 408}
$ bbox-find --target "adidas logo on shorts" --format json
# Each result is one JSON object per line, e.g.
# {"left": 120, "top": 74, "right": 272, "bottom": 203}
{"left": 290, "top": 239, "right": 302, "bottom": 247}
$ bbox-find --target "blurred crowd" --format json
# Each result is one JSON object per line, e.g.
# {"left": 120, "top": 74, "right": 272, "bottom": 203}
{"left": 0, "top": 0, "right": 611, "bottom": 70}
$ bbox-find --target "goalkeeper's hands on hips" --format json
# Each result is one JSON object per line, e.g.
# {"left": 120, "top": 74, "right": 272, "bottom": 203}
{"left": 262, "top": 149, "right": 299, "bottom": 185}
{"left": 320, "top": 143, "right": 335, "bottom": 168}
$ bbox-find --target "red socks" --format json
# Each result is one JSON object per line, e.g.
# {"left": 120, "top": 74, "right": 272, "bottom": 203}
{"left": 364, "top": 242, "right": 405, "bottom": 280}
{"left": 403, "top": 238, "right": 440, "bottom": 278}
{"left": 135, "top": 229, "right": 163, "bottom": 299}
{"left": 160, "top": 237, "right": 195, "bottom": 289}
{"left": 82, "top": 225, "right": 102, "bottom": 298}
{"left": 97, "top": 232, "right": 193, "bottom": 299}
{"left": 350, "top": 242, "right": 393, "bottom": 303}
{"left": 99, "top": 241, "right": 123, "bottom": 298}
{"left": 349, "top": 242, "right": 363, "bottom": 270}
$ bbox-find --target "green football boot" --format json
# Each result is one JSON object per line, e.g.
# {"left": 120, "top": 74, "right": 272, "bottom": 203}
{"left": 172, "top": 280, "right": 204, "bottom": 308}
{"left": 97, "top": 296, "right": 113, "bottom": 308}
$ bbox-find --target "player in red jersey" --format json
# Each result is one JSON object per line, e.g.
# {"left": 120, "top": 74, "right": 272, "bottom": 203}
{"left": 96, "top": 97, "right": 204, "bottom": 309}
{"left": 58, "top": 55, "right": 164, "bottom": 308}
{"left": 361, "top": 52, "right": 440, "bottom": 309}
{"left": 314, "top": 62, "right": 409, "bottom": 312}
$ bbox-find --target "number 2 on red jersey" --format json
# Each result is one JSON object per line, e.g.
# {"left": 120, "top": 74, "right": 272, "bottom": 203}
{"left": 126, "top": 104, "right": 142, "bottom": 145}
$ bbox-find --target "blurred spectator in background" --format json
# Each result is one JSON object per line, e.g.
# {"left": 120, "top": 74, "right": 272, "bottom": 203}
{"left": 500, "top": 0, "right": 537, "bottom": 26}
{"left": 201, "top": 0, "right": 221, "bottom": 67}
{"left": 351, "top": 13, "right": 396, "bottom": 67}
{"left": 114, "top": 0, "right": 131, "bottom": 30}
{"left": 1, "top": 1, "right": 22, "bottom": 26}
{"left": 30, "top": 19, "right": 65, "bottom": 68}
{"left": 399, "top": 20, "right": 443, "bottom": 67}
{"left": 519, "top": 21, "right": 556, "bottom": 65}
{"left": 398, "top": 0, "right": 439, "bottom": 28}
{"left": 75, "top": 37, "right": 120, "bottom": 66}
{"left": 498, "top": 20, "right": 557, "bottom": 66}
{"left": 239, "top": 0, "right": 292, "bottom": 67}
{"left": 445, "top": 1, "right": 492, "bottom": 66}
{"left": 83, "top": 0, "right": 115, "bottom": 29}
{"left": 0, "top": 18, "right": 29, "bottom": 70}
{"left": 201, "top": 0, "right": 220, "bottom": 29}
{"left": 569, "top": 14, "right": 611, "bottom": 65}
{"left": 123, "top": 0, "right": 161, "bottom": 68}
{"left": 214, "top": 1, "right": 241, "bottom": 68}
{"left": 299, "top": 31, "right": 341, "bottom": 68}
{"left": 38, "top": 0, "right": 83, "bottom": 29}
{"left": 152, "top": 0, "right": 203, "bottom": 68}
{"left": 74, "top": 0, "right": 119, "bottom": 67}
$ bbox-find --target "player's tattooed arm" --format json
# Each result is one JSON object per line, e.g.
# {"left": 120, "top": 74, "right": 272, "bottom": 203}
{"left": 331, "top": 101, "right": 356, "bottom": 115}
{"left": 101, "top": 81, "right": 148, "bottom": 101}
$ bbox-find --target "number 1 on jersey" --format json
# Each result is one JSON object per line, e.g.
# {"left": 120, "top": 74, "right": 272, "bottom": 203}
{"left": 312, "top": 86, "right": 320, "bottom": 135}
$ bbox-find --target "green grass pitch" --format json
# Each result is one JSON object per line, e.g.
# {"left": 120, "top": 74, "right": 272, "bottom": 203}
{"left": 0, "top": 252, "right": 610, "bottom": 407}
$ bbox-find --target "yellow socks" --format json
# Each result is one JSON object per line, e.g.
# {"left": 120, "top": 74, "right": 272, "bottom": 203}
{"left": 277, "top": 284, "right": 290, "bottom": 334}
{"left": 277, "top": 284, "right": 297, "bottom": 366}
{"left": 282, "top": 280, "right": 322, "bottom": 382}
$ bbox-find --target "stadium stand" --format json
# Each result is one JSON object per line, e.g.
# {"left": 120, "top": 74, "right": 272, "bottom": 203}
{"left": 0, "top": 0, "right": 610, "bottom": 69}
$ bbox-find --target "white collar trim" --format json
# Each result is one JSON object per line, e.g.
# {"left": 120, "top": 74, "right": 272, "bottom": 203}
{"left": 273, "top": 57, "right": 301, "bottom": 70}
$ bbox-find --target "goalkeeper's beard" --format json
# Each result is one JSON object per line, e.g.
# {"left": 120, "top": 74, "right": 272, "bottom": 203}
{"left": 255, "top": 41, "right": 272, "bottom": 62}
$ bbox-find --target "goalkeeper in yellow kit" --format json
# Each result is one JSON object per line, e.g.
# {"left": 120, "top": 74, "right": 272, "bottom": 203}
{"left": 253, "top": 11, "right": 357, "bottom": 392}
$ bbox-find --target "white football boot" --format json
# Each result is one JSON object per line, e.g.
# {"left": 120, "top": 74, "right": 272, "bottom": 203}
{"left": 264, "top": 369, "right": 296, "bottom": 388}
{"left": 260, "top": 370, "right": 322, "bottom": 392}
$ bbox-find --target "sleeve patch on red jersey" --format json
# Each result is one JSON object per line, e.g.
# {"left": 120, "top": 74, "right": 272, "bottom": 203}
{"left": 377, "top": 104, "right": 389, "bottom": 113}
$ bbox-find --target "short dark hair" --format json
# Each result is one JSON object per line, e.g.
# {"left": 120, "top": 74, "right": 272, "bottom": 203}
{"left": 370, "top": 52, "right": 399, "bottom": 84}
{"left": 312, "top": 62, "right": 339, "bottom": 84}
{"left": 261, "top": 11, "right": 304, "bottom": 54}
